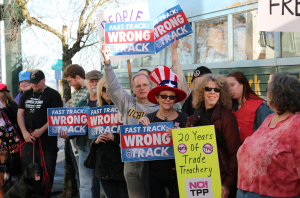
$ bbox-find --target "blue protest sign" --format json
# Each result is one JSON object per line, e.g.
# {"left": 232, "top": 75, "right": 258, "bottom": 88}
{"left": 88, "top": 105, "right": 124, "bottom": 139}
{"left": 152, "top": 4, "right": 193, "bottom": 53}
{"left": 105, "top": 20, "right": 155, "bottom": 56}
{"left": 120, "top": 122, "right": 174, "bottom": 162}
{"left": 48, "top": 107, "right": 89, "bottom": 136}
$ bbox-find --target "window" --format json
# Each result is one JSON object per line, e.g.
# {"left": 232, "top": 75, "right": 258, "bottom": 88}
{"left": 166, "top": 34, "right": 193, "bottom": 66}
{"left": 141, "top": 50, "right": 164, "bottom": 67}
{"left": 281, "top": 32, "right": 300, "bottom": 58}
{"left": 195, "top": 16, "right": 228, "bottom": 63}
{"left": 233, "top": 10, "right": 275, "bottom": 60}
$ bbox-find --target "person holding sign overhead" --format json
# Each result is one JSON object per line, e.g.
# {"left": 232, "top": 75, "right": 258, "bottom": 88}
{"left": 237, "top": 73, "right": 300, "bottom": 198}
{"left": 227, "top": 71, "right": 273, "bottom": 143}
{"left": 138, "top": 66, "right": 188, "bottom": 198}
{"left": 89, "top": 77, "right": 129, "bottom": 198}
{"left": 101, "top": 44, "right": 160, "bottom": 198}
{"left": 185, "top": 74, "right": 241, "bottom": 198}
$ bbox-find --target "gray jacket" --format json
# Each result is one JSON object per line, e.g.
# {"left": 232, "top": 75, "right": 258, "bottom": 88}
{"left": 104, "top": 63, "right": 160, "bottom": 125}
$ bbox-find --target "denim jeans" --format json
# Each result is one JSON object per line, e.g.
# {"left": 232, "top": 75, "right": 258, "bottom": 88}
{"left": 92, "top": 169, "right": 104, "bottom": 198}
{"left": 101, "top": 179, "right": 128, "bottom": 198}
{"left": 237, "top": 189, "right": 300, "bottom": 198}
{"left": 22, "top": 141, "right": 58, "bottom": 198}
{"left": 124, "top": 162, "right": 146, "bottom": 198}
{"left": 78, "top": 145, "right": 94, "bottom": 198}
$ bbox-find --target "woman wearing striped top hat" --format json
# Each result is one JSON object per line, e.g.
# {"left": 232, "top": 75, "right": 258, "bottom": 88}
{"left": 138, "top": 66, "right": 188, "bottom": 198}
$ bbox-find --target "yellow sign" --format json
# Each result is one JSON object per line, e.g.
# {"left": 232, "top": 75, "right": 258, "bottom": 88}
{"left": 172, "top": 125, "right": 221, "bottom": 198}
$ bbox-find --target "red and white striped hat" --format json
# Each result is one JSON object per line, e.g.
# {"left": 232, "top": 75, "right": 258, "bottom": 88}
{"left": 147, "top": 66, "right": 187, "bottom": 104}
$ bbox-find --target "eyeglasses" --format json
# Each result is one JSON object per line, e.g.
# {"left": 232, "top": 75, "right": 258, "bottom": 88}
{"left": 135, "top": 84, "right": 149, "bottom": 89}
{"left": 159, "top": 95, "right": 177, "bottom": 100}
{"left": 205, "top": 87, "right": 221, "bottom": 93}
{"left": 102, "top": 87, "right": 106, "bottom": 93}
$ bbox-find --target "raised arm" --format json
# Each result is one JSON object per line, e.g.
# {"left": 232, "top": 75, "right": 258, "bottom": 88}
{"left": 170, "top": 37, "right": 192, "bottom": 106}
{"left": 101, "top": 44, "right": 133, "bottom": 121}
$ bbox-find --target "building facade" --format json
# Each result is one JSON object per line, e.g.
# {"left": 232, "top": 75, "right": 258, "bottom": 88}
{"left": 112, "top": 0, "right": 300, "bottom": 98}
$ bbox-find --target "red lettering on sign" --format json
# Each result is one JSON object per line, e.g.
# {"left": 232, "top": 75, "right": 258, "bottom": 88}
{"left": 88, "top": 113, "right": 123, "bottom": 127}
{"left": 105, "top": 29, "right": 154, "bottom": 44}
{"left": 154, "top": 11, "right": 188, "bottom": 39}
{"left": 48, "top": 114, "right": 87, "bottom": 126}
{"left": 121, "top": 132, "right": 173, "bottom": 149}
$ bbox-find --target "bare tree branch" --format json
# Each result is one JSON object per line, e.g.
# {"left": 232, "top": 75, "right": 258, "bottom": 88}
{"left": 17, "top": 0, "right": 64, "bottom": 41}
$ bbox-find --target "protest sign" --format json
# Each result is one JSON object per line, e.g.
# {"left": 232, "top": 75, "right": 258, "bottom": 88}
{"left": 105, "top": 21, "right": 155, "bottom": 56}
{"left": 88, "top": 105, "right": 124, "bottom": 139}
{"left": 258, "top": 0, "right": 300, "bottom": 32}
{"left": 120, "top": 122, "right": 173, "bottom": 162}
{"left": 48, "top": 107, "right": 89, "bottom": 136}
{"left": 152, "top": 4, "right": 193, "bottom": 53}
{"left": 172, "top": 125, "right": 221, "bottom": 198}
{"left": 96, "top": 1, "right": 150, "bottom": 63}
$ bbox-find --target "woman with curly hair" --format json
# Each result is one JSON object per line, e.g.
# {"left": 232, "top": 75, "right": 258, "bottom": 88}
{"left": 237, "top": 73, "right": 300, "bottom": 198}
{"left": 227, "top": 71, "right": 273, "bottom": 143}
{"left": 186, "top": 74, "right": 241, "bottom": 198}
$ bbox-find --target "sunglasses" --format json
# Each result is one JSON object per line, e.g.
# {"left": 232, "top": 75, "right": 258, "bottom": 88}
{"left": 205, "top": 87, "right": 221, "bottom": 93}
{"left": 159, "top": 95, "right": 176, "bottom": 100}
{"left": 102, "top": 87, "right": 106, "bottom": 93}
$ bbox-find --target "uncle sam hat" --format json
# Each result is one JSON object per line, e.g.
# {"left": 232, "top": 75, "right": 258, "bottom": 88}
{"left": 147, "top": 66, "right": 187, "bottom": 104}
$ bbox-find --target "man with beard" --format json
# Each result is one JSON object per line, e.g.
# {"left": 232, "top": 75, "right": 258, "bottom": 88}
{"left": 62, "top": 64, "right": 88, "bottom": 197}
{"left": 60, "top": 69, "right": 103, "bottom": 198}
{"left": 17, "top": 70, "right": 63, "bottom": 197}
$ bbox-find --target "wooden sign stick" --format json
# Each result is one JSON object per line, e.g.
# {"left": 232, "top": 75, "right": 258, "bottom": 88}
{"left": 127, "top": 60, "right": 132, "bottom": 87}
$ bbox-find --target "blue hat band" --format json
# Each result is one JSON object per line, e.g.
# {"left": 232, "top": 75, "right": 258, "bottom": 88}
{"left": 158, "top": 80, "right": 178, "bottom": 88}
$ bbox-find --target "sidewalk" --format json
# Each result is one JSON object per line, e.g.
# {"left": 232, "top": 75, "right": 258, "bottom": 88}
{"left": 50, "top": 138, "right": 106, "bottom": 198}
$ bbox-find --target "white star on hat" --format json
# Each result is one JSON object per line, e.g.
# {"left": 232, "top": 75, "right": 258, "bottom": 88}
{"left": 165, "top": 82, "right": 175, "bottom": 87}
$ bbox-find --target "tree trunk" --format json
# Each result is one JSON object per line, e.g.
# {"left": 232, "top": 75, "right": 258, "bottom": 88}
{"left": 62, "top": 25, "right": 72, "bottom": 103}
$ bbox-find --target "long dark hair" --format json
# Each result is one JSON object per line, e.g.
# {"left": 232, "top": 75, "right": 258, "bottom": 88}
{"left": 227, "top": 71, "right": 263, "bottom": 107}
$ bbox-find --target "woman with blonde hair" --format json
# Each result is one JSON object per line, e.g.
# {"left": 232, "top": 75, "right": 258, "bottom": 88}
{"left": 90, "top": 77, "right": 128, "bottom": 198}
{"left": 186, "top": 74, "right": 241, "bottom": 198}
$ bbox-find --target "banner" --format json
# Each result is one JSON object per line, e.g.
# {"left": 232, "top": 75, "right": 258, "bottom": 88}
{"left": 96, "top": 1, "right": 150, "bottom": 63}
{"left": 48, "top": 107, "right": 89, "bottom": 136}
{"left": 105, "top": 21, "right": 155, "bottom": 56}
{"left": 258, "top": 0, "right": 300, "bottom": 32}
{"left": 152, "top": 4, "right": 193, "bottom": 53}
{"left": 172, "top": 125, "right": 221, "bottom": 198}
{"left": 120, "top": 122, "right": 173, "bottom": 162}
{"left": 88, "top": 105, "right": 124, "bottom": 139}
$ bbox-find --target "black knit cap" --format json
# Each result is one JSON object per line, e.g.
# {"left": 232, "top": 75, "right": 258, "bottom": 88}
{"left": 191, "top": 66, "right": 212, "bottom": 82}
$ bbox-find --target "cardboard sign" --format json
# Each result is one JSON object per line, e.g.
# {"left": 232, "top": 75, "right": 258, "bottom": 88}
{"left": 172, "top": 125, "right": 221, "bottom": 198}
{"left": 96, "top": 1, "right": 150, "bottom": 63}
{"left": 258, "top": 0, "right": 300, "bottom": 32}
{"left": 48, "top": 107, "right": 89, "bottom": 136}
{"left": 88, "top": 105, "right": 124, "bottom": 139}
{"left": 105, "top": 21, "right": 155, "bottom": 56}
{"left": 120, "top": 122, "right": 173, "bottom": 162}
{"left": 152, "top": 4, "right": 193, "bottom": 53}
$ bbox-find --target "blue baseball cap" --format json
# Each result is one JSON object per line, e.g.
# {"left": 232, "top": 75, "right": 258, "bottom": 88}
{"left": 19, "top": 70, "right": 31, "bottom": 83}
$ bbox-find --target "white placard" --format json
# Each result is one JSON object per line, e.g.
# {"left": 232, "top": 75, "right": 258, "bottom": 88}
{"left": 55, "top": 70, "right": 61, "bottom": 80}
{"left": 258, "top": 0, "right": 300, "bottom": 32}
{"left": 96, "top": 1, "right": 150, "bottom": 63}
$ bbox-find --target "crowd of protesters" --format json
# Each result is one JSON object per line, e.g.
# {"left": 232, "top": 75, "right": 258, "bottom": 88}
{"left": 0, "top": 35, "right": 298, "bottom": 198}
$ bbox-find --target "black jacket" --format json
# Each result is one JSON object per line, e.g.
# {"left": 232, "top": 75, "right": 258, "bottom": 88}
{"left": 90, "top": 133, "right": 124, "bottom": 180}
{"left": 141, "top": 110, "right": 188, "bottom": 190}
{"left": 3, "top": 101, "right": 24, "bottom": 142}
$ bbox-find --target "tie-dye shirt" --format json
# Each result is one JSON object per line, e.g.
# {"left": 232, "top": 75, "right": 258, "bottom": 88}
{"left": 237, "top": 112, "right": 300, "bottom": 197}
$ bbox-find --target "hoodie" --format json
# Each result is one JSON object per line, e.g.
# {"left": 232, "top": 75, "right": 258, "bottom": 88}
{"left": 104, "top": 63, "right": 160, "bottom": 125}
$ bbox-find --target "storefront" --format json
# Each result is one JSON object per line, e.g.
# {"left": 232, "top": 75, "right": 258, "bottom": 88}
{"left": 111, "top": 0, "right": 300, "bottom": 98}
